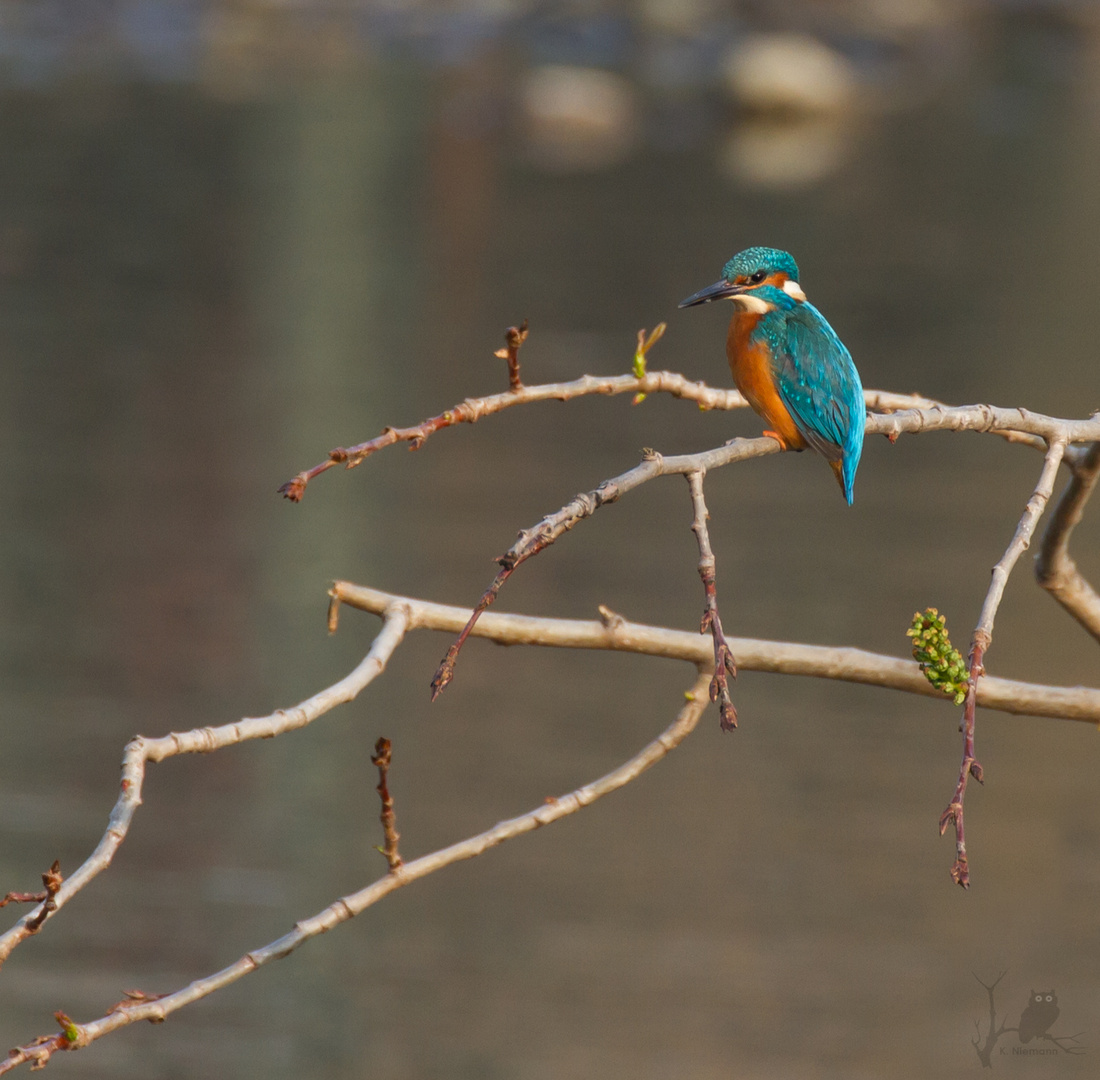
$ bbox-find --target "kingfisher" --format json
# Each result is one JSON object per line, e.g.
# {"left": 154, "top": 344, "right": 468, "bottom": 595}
{"left": 679, "top": 247, "right": 865, "bottom": 504}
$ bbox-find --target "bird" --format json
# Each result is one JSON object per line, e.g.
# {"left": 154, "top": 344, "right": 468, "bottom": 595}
{"left": 679, "top": 246, "right": 865, "bottom": 504}
{"left": 1018, "top": 990, "right": 1059, "bottom": 1043}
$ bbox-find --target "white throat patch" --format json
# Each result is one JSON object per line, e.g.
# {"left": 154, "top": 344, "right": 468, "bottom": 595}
{"left": 731, "top": 293, "right": 772, "bottom": 315}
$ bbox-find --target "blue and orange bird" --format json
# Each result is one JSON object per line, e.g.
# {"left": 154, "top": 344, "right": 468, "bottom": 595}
{"left": 679, "top": 247, "right": 865, "bottom": 504}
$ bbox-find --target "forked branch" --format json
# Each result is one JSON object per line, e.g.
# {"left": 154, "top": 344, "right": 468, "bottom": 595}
{"left": 0, "top": 608, "right": 411, "bottom": 968}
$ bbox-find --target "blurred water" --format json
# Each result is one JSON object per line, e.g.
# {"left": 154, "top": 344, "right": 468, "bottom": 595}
{"left": 1, "top": 5, "right": 1099, "bottom": 1078}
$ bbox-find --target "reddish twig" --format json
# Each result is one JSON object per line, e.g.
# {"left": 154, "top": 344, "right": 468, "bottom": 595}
{"left": 686, "top": 471, "right": 737, "bottom": 730}
{"left": 939, "top": 439, "right": 1066, "bottom": 887}
{"left": 939, "top": 637, "right": 987, "bottom": 888}
{"left": 494, "top": 319, "right": 528, "bottom": 391}
{"left": 370, "top": 737, "right": 403, "bottom": 870}
{"left": 0, "top": 862, "right": 62, "bottom": 932}
{"left": 431, "top": 564, "right": 518, "bottom": 699}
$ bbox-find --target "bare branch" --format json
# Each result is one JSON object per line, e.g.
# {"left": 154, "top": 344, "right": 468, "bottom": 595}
{"left": 429, "top": 436, "right": 783, "bottom": 693}
{"left": 941, "top": 440, "right": 1067, "bottom": 888}
{"left": 333, "top": 583, "right": 1100, "bottom": 723}
{"left": 0, "top": 670, "right": 714, "bottom": 1074}
{"left": 1036, "top": 440, "right": 1100, "bottom": 642}
{"left": 429, "top": 400, "right": 1100, "bottom": 696}
{"left": 0, "top": 608, "right": 411, "bottom": 969}
{"left": 686, "top": 471, "right": 738, "bottom": 730}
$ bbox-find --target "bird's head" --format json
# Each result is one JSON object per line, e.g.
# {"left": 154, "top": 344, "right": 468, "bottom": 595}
{"left": 679, "top": 246, "right": 806, "bottom": 312}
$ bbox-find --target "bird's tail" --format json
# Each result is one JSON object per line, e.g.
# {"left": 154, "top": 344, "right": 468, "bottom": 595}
{"left": 829, "top": 458, "right": 855, "bottom": 506}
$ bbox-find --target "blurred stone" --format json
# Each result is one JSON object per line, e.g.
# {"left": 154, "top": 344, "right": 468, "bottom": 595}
{"left": 723, "top": 33, "right": 857, "bottom": 114}
{"left": 638, "top": 0, "right": 720, "bottom": 36}
{"left": 853, "top": 0, "right": 955, "bottom": 34}
{"left": 519, "top": 64, "right": 637, "bottom": 171}
{"left": 720, "top": 114, "right": 851, "bottom": 189}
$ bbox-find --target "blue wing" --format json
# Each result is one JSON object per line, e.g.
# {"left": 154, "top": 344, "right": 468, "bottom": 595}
{"left": 755, "top": 302, "right": 865, "bottom": 503}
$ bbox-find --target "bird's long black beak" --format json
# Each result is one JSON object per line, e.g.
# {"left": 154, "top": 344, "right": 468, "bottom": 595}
{"left": 678, "top": 279, "right": 745, "bottom": 308}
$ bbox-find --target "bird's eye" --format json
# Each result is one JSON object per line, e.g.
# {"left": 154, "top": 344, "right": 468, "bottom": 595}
{"left": 749, "top": 270, "right": 767, "bottom": 284}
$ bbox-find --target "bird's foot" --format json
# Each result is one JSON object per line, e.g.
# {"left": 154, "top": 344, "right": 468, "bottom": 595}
{"left": 762, "top": 429, "right": 789, "bottom": 449}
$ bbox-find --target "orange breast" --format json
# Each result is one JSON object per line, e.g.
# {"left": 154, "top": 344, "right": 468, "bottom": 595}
{"left": 726, "top": 310, "right": 806, "bottom": 449}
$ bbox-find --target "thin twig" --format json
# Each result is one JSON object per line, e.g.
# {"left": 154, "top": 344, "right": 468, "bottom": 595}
{"left": 0, "top": 670, "right": 713, "bottom": 1075}
{"left": 0, "top": 862, "right": 62, "bottom": 932}
{"left": 686, "top": 471, "right": 738, "bottom": 729}
{"left": 494, "top": 319, "right": 529, "bottom": 391}
{"left": 0, "top": 608, "right": 410, "bottom": 970}
{"left": 370, "top": 737, "right": 403, "bottom": 870}
{"left": 1035, "top": 440, "right": 1100, "bottom": 643}
{"left": 334, "top": 582, "right": 1100, "bottom": 723}
{"left": 940, "top": 440, "right": 1067, "bottom": 887}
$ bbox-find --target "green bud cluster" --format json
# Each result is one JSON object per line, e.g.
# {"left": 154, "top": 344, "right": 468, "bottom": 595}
{"left": 906, "top": 608, "right": 969, "bottom": 704}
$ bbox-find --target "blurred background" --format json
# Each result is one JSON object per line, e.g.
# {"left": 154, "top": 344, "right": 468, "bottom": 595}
{"left": 1, "top": 0, "right": 1099, "bottom": 1076}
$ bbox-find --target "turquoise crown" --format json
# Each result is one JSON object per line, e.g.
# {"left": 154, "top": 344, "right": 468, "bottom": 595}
{"left": 722, "top": 247, "right": 800, "bottom": 283}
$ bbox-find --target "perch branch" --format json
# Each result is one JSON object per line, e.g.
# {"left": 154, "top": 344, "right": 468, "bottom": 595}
{"left": 334, "top": 583, "right": 1100, "bottom": 723}
{"left": 940, "top": 439, "right": 1067, "bottom": 888}
{"left": 0, "top": 670, "right": 713, "bottom": 1075}
{"left": 0, "top": 607, "right": 411, "bottom": 969}
{"left": 1035, "top": 440, "right": 1100, "bottom": 643}
{"left": 687, "top": 470, "right": 738, "bottom": 730}
{"left": 276, "top": 325, "right": 1100, "bottom": 504}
